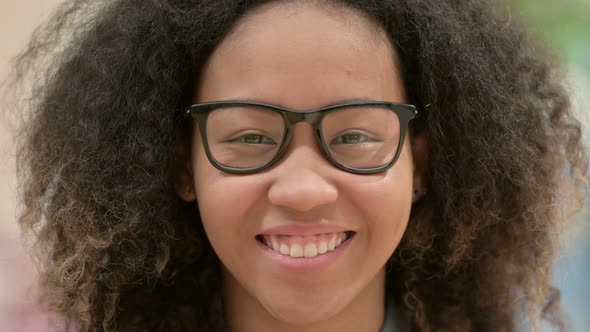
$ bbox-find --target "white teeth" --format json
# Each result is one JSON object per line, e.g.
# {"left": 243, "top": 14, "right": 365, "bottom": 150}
{"left": 261, "top": 232, "right": 353, "bottom": 258}
{"left": 317, "top": 242, "right": 328, "bottom": 254}
{"left": 335, "top": 235, "right": 342, "bottom": 247}
{"left": 304, "top": 243, "right": 318, "bottom": 257}
{"left": 280, "top": 243, "right": 290, "bottom": 255}
{"left": 290, "top": 244, "right": 303, "bottom": 257}
{"left": 328, "top": 236, "right": 336, "bottom": 251}
{"left": 271, "top": 236, "right": 280, "bottom": 251}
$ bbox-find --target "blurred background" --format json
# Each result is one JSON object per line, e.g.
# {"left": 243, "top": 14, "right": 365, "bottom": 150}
{"left": 508, "top": 1, "right": 590, "bottom": 330}
{"left": 0, "top": 0, "right": 588, "bottom": 331}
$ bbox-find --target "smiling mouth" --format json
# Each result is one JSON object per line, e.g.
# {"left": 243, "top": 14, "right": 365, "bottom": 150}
{"left": 255, "top": 231, "right": 355, "bottom": 258}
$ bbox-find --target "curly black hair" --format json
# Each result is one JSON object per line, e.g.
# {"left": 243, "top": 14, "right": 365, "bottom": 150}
{"left": 9, "top": 0, "right": 588, "bottom": 331}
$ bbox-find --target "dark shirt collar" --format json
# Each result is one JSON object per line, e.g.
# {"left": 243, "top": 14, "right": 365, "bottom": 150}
{"left": 380, "top": 296, "right": 410, "bottom": 332}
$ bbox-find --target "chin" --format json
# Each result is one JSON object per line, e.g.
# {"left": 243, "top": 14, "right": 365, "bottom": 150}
{"left": 260, "top": 291, "right": 344, "bottom": 326}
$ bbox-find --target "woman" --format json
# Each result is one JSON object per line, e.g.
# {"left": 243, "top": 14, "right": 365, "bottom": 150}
{"left": 13, "top": 0, "right": 587, "bottom": 331}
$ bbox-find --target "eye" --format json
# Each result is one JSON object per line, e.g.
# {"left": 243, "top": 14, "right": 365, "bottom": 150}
{"left": 330, "top": 132, "right": 377, "bottom": 145}
{"left": 230, "top": 134, "right": 276, "bottom": 144}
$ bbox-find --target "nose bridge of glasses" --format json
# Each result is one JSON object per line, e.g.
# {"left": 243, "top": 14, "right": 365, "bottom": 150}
{"left": 284, "top": 110, "right": 324, "bottom": 127}
{"left": 281, "top": 110, "right": 327, "bottom": 163}
{"left": 275, "top": 119, "right": 334, "bottom": 172}
{"left": 272, "top": 137, "right": 338, "bottom": 185}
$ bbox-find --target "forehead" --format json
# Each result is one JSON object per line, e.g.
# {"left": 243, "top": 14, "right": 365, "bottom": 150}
{"left": 196, "top": 2, "right": 406, "bottom": 109}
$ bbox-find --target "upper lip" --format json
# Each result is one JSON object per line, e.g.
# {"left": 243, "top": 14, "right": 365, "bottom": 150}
{"left": 259, "top": 223, "right": 352, "bottom": 236}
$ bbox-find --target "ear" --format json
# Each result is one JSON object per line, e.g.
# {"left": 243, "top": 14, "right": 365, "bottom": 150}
{"left": 170, "top": 127, "right": 197, "bottom": 202}
{"left": 411, "top": 127, "right": 430, "bottom": 202}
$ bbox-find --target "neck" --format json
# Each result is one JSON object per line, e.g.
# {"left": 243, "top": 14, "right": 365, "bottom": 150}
{"left": 222, "top": 267, "right": 387, "bottom": 332}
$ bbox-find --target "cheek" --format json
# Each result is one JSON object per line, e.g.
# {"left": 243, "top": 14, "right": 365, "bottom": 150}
{"left": 192, "top": 137, "right": 235, "bottom": 247}
{"left": 345, "top": 139, "right": 414, "bottom": 254}
{"left": 192, "top": 139, "right": 266, "bottom": 255}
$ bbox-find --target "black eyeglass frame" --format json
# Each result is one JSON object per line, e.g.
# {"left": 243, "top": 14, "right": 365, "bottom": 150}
{"left": 184, "top": 100, "right": 418, "bottom": 174}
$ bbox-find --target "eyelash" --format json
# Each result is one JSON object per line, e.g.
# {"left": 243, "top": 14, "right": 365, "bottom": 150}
{"left": 330, "top": 132, "right": 376, "bottom": 145}
{"left": 226, "top": 131, "right": 378, "bottom": 145}
{"left": 230, "top": 134, "right": 276, "bottom": 144}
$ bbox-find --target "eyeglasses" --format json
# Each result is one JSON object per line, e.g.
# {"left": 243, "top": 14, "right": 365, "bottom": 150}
{"left": 184, "top": 100, "right": 418, "bottom": 174}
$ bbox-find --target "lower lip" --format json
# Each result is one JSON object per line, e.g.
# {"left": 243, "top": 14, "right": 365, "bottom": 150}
{"left": 256, "top": 234, "right": 354, "bottom": 271}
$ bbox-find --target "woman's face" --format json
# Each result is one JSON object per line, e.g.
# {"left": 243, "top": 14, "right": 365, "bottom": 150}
{"left": 178, "top": 3, "right": 421, "bottom": 327}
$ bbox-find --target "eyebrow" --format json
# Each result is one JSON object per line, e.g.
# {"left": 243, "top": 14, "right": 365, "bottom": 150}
{"left": 217, "top": 97, "right": 384, "bottom": 110}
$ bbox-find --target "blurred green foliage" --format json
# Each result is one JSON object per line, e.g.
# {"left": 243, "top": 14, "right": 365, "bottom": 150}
{"left": 507, "top": 0, "right": 590, "bottom": 72}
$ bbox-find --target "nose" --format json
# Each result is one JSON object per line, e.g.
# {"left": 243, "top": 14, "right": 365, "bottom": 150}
{"left": 267, "top": 125, "right": 339, "bottom": 212}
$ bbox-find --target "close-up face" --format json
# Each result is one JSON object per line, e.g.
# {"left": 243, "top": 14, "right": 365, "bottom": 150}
{"left": 13, "top": 0, "right": 589, "bottom": 331}
{"left": 179, "top": 2, "right": 420, "bottom": 327}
